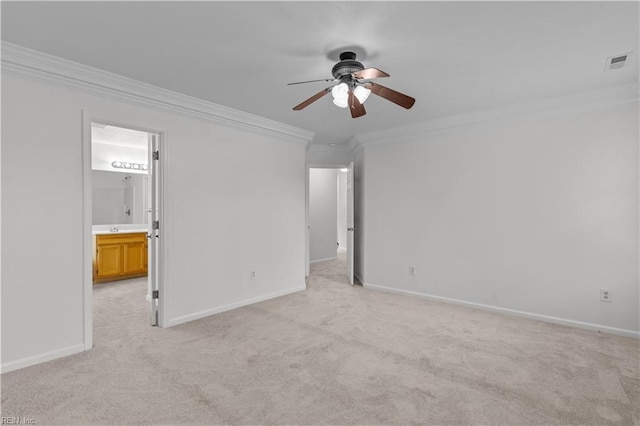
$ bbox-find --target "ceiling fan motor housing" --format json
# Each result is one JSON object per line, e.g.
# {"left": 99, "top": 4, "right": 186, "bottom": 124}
{"left": 332, "top": 51, "right": 364, "bottom": 80}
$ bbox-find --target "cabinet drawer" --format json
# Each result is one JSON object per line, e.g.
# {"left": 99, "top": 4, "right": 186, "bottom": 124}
{"left": 96, "top": 232, "right": 147, "bottom": 245}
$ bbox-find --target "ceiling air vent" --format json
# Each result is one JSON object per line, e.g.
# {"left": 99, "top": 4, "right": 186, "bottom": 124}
{"left": 605, "top": 53, "right": 631, "bottom": 71}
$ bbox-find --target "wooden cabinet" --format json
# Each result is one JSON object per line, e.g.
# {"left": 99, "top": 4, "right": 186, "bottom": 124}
{"left": 93, "top": 232, "right": 147, "bottom": 283}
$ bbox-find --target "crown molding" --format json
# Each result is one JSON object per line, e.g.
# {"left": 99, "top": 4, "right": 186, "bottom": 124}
{"left": 4, "top": 42, "right": 636, "bottom": 150}
{"left": 354, "top": 83, "right": 639, "bottom": 147}
{"left": 1, "top": 42, "right": 314, "bottom": 145}
{"left": 347, "top": 136, "right": 364, "bottom": 156}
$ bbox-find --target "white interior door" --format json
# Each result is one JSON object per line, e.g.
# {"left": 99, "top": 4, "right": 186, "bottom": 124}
{"left": 346, "top": 162, "right": 355, "bottom": 285}
{"left": 148, "top": 134, "right": 160, "bottom": 326}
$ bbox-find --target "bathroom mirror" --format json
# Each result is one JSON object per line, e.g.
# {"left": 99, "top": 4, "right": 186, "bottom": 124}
{"left": 92, "top": 170, "right": 149, "bottom": 225}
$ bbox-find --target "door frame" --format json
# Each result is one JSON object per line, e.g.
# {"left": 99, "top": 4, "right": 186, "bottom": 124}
{"left": 305, "top": 163, "right": 352, "bottom": 278}
{"left": 81, "top": 111, "right": 168, "bottom": 350}
{"left": 346, "top": 161, "right": 355, "bottom": 285}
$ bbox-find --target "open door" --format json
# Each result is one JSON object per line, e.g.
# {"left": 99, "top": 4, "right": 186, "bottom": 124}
{"left": 148, "top": 133, "right": 160, "bottom": 325}
{"left": 346, "top": 162, "right": 355, "bottom": 285}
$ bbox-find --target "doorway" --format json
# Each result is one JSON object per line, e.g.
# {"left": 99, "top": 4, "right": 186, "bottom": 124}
{"left": 82, "top": 116, "right": 164, "bottom": 350}
{"left": 307, "top": 165, "right": 355, "bottom": 285}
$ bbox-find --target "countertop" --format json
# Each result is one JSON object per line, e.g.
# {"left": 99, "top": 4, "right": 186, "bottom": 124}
{"left": 92, "top": 224, "right": 148, "bottom": 235}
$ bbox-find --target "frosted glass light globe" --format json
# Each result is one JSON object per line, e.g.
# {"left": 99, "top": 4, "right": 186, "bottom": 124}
{"left": 354, "top": 85, "right": 371, "bottom": 104}
{"left": 331, "top": 83, "right": 349, "bottom": 100}
{"left": 333, "top": 97, "right": 349, "bottom": 108}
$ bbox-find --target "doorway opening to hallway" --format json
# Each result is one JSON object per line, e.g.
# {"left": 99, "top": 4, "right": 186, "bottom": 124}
{"left": 307, "top": 166, "right": 356, "bottom": 286}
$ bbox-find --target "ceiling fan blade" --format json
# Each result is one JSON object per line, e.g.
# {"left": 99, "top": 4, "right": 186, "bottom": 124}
{"left": 353, "top": 67, "right": 390, "bottom": 80}
{"left": 287, "top": 78, "right": 337, "bottom": 86}
{"left": 348, "top": 90, "right": 366, "bottom": 118}
{"left": 292, "top": 87, "right": 332, "bottom": 110}
{"left": 368, "top": 83, "right": 416, "bottom": 109}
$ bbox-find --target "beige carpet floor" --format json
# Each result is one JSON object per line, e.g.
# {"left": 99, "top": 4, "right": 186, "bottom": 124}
{"left": 1, "top": 255, "right": 639, "bottom": 425}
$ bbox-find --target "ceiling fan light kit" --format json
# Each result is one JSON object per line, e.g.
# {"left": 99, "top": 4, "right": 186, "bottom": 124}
{"left": 289, "top": 51, "right": 415, "bottom": 118}
{"left": 330, "top": 83, "right": 370, "bottom": 108}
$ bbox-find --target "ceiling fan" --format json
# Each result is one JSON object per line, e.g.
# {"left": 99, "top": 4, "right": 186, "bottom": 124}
{"left": 288, "top": 51, "right": 416, "bottom": 119}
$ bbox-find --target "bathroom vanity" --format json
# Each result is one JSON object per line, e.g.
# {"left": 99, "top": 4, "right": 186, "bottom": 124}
{"left": 93, "top": 229, "right": 148, "bottom": 283}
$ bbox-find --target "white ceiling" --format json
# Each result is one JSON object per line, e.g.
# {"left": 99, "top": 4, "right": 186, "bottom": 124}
{"left": 2, "top": 2, "right": 638, "bottom": 145}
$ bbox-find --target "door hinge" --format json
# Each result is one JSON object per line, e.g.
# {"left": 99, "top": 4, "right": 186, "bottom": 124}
{"left": 152, "top": 151, "right": 160, "bottom": 161}
{"left": 153, "top": 221, "right": 160, "bottom": 230}
{"left": 152, "top": 290, "right": 159, "bottom": 299}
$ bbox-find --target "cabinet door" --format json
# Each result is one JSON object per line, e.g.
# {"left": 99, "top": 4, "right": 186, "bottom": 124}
{"left": 96, "top": 244, "right": 123, "bottom": 278}
{"left": 124, "top": 242, "right": 147, "bottom": 274}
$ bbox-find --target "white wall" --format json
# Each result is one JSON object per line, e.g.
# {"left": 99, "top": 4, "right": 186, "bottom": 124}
{"left": 337, "top": 170, "right": 347, "bottom": 249}
{"left": 309, "top": 168, "right": 338, "bottom": 262}
{"left": 360, "top": 104, "right": 639, "bottom": 335}
{"left": 306, "top": 144, "right": 352, "bottom": 167}
{"left": 1, "top": 72, "right": 307, "bottom": 371}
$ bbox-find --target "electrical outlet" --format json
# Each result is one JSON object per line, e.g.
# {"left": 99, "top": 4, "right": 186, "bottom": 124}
{"left": 600, "top": 288, "right": 612, "bottom": 302}
{"left": 408, "top": 266, "right": 416, "bottom": 277}
{"left": 250, "top": 270, "right": 256, "bottom": 280}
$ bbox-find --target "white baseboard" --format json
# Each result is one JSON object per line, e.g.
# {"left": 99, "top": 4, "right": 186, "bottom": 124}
{"left": 363, "top": 283, "right": 640, "bottom": 339}
{"left": 1, "top": 343, "right": 85, "bottom": 374}
{"left": 310, "top": 256, "right": 338, "bottom": 264}
{"left": 167, "top": 285, "right": 307, "bottom": 327}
